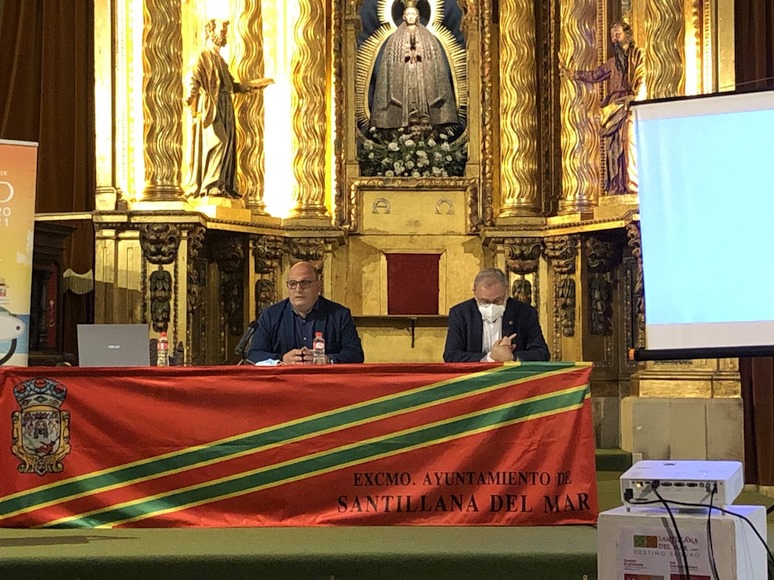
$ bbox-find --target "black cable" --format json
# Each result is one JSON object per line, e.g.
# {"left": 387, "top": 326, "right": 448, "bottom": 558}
{"left": 706, "top": 484, "right": 720, "bottom": 580}
{"left": 652, "top": 483, "right": 692, "bottom": 580}
{"left": 632, "top": 497, "right": 774, "bottom": 566}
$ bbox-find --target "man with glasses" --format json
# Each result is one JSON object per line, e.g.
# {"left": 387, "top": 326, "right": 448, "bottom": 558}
{"left": 443, "top": 268, "right": 550, "bottom": 363}
{"left": 246, "top": 261, "right": 364, "bottom": 364}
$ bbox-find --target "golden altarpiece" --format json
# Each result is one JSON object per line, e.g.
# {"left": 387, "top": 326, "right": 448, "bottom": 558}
{"left": 89, "top": 0, "right": 741, "bottom": 460}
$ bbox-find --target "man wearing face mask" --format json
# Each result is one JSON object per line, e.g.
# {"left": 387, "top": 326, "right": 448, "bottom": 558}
{"left": 443, "top": 268, "right": 550, "bottom": 363}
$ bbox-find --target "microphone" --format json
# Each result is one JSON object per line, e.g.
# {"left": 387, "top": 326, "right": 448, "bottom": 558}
{"left": 234, "top": 320, "right": 260, "bottom": 360}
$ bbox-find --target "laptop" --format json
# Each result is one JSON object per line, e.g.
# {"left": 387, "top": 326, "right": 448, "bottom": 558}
{"left": 77, "top": 324, "right": 151, "bottom": 367}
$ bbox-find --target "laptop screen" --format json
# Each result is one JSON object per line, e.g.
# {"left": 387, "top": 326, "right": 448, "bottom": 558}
{"left": 77, "top": 324, "right": 150, "bottom": 367}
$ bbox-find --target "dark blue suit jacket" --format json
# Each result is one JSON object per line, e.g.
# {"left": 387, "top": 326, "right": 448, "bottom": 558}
{"left": 246, "top": 297, "right": 364, "bottom": 364}
{"left": 443, "top": 298, "right": 550, "bottom": 362}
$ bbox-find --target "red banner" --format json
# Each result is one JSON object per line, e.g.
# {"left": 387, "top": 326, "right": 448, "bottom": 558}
{"left": 0, "top": 362, "right": 597, "bottom": 528}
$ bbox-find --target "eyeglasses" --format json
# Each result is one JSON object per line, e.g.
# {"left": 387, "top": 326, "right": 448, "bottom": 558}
{"left": 286, "top": 280, "right": 316, "bottom": 290}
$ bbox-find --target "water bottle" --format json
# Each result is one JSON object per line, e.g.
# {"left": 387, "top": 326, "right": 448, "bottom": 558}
{"left": 156, "top": 331, "right": 170, "bottom": 367}
{"left": 312, "top": 332, "right": 326, "bottom": 365}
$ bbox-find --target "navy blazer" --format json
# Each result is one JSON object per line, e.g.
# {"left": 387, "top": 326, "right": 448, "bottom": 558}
{"left": 246, "top": 297, "right": 364, "bottom": 364}
{"left": 443, "top": 298, "right": 550, "bottom": 362}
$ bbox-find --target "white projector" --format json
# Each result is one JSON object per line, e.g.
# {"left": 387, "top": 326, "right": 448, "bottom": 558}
{"left": 620, "top": 460, "right": 744, "bottom": 508}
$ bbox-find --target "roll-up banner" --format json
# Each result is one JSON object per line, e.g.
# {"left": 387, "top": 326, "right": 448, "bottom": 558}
{"left": 0, "top": 140, "right": 39, "bottom": 366}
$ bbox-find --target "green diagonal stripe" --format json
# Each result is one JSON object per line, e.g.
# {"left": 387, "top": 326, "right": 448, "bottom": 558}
{"left": 0, "top": 362, "right": 579, "bottom": 519}
{"left": 45, "top": 384, "right": 588, "bottom": 528}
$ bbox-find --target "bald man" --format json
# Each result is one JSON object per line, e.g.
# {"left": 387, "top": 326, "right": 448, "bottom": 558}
{"left": 246, "top": 262, "right": 364, "bottom": 364}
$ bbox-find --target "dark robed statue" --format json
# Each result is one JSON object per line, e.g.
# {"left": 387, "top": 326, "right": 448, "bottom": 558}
{"left": 371, "top": 1, "right": 458, "bottom": 130}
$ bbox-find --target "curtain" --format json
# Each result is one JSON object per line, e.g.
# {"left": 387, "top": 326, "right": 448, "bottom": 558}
{"left": 0, "top": 0, "right": 95, "bottom": 357}
{"left": 736, "top": 0, "right": 774, "bottom": 485}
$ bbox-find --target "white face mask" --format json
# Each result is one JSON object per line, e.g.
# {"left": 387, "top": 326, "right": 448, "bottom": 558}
{"left": 478, "top": 303, "right": 505, "bottom": 323}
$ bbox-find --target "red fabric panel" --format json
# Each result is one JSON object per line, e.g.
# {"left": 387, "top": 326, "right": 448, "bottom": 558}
{"left": 386, "top": 253, "right": 440, "bottom": 315}
{"left": 0, "top": 363, "right": 597, "bottom": 528}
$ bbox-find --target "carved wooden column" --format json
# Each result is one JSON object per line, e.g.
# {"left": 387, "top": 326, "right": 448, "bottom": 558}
{"left": 644, "top": 0, "right": 685, "bottom": 99}
{"left": 139, "top": 224, "right": 181, "bottom": 345}
{"left": 212, "top": 236, "right": 247, "bottom": 364}
{"left": 585, "top": 236, "right": 619, "bottom": 339}
{"left": 479, "top": 0, "right": 495, "bottom": 226}
{"left": 625, "top": 222, "right": 645, "bottom": 350}
{"left": 558, "top": 0, "right": 600, "bottom": 213}
{"left": 498, "top": 0, "right": 541, "bottom": 217}
{"left": 288, "top": 0, "right": 330, "bottom": 220}
{"left": 233, "top": 2, "right": 269, "bottom": 215}
{"left": 141, "top": 0, "right": 184, "bottom": 201}
{"left": 545, "top": 235, "right": 579, "bottom": 361}
{"left": 186, "top": 225, "right": 207, "bottom": 366}
{"left": 251, "top": 235, "right": 283, "bottom": 322}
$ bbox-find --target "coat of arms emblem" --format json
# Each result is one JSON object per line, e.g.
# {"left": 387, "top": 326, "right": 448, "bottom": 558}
{"left": 11, "top": 377, "right": 71, "bottom": 475}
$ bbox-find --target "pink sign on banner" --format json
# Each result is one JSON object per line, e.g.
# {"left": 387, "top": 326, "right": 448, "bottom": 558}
{"left": 0, "top": 140, "right": 39, "bottom": 366}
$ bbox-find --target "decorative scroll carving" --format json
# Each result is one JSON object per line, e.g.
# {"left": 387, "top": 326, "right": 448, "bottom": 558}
{"left": 286, "top": 237, "right": 327, "bottom": 264}
{"left": 558, "top": 0, "right": 600, "bottom": 213}
{"left": 213, "top": 237, "right": 245, "bottom": 336}
{"left": 141, "top": 0, "right": 183, "bottom": 200}
{"left": 139, "top": 224, "right": 181, "bottom": 265}
{"left": 289, "top": 0, "right": 329, "bottom": 219}
{"left": 234, "top": 2, "right": 268, "bottom": 212}
{"left": 186, "top": 226, "right": 207, "bottom": 315}
{"left": 545, "top": 235, "right": 578, "bottom": 337}
{"left": 626, "top": 222, "right": 645, "bottom": 348}
{"left": 586, "top": 235, "right": 620, "bottom": 336}
{"left": 347, "top": 177, "right": 479, "bottom": 233}
{"left": 149, "top": 265, "right": 172, "bottom": 332}
{"left": 458, "top": 0, "right": 477, "bottom": 40}
{"left": 499, "top": 0, "right": 540, "bottom": 217}
{"left": 255, "top": 278, "right": 277, "bottom": 322}
{"left": 188, "top": 226, "right": 206, "bottom": 259}
{"left": 480, "top": 0, "right": 495, "bottom": 225}
{"left": 537, "top": 0, "right": 561, "bottom": 213}
{"left": 511, "top": 278, "right": 533, "bottom": 305}
{"left": 333, "top": 0, "right": 346, "bottom": 226}
{"left": 253, "top": 235, "right": 283, "bottom": 275}
{"left": 644, "top": 0, "right": 685, "bottom": 99}
{"left": 187, "top": 258, "right": 206, "bottom": 314}
{"left": 503, "top": 238, "right": 543, "bottom": 275}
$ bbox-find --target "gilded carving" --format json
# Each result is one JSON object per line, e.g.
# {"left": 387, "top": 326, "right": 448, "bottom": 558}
{"left": 287, "top": 237, "right": 327, "bottom": 263}
{"left": 255, "top": 278, "right": 277, "bottom": 322}
{"left": 212, "top": 237, "right": 245, "bottom": 336}
{"left": 212, "top": 237, "right": 245, "bottom": 274}
{"left": 586, "top": 235, "right": 620, "bottom": 336}
{"left": 233, "top": 4, "right": 269, "bottom": 212}
{"left": 149, "top": 265, "right": 172, "bottom": 332}
{"left": 545, "top": 235, "right": 578, "bottom": 337}
{"left": 498, "top": 0, "right": 539, "bottom": 216}
{"left": 626, "top": 222, "right": 645, "bottom": 348}
{"left": 558, "top": 0, "right": 600, "bottom": 212}
{"left": 187, "top": 226, "right": 207, "bottom": 316}
{"left": 139, "top": 224, "right": 181, "bottom": 265}
{"left": 289, "top": 0, "right": 328, "bottom": 218}
{"left": 644, "top": 0, "right": 685, "bottom": 99}
{"left": 142, "top": 0, "right": 183, "bottom": 200}
{"left": 480, "top": 0, "right": 494, "bottom": 225}
{"left": 333, "top": 0, "right": 346, "bottom": 226}
{"left": 348, "top": 177, "right": 479, "bottom": 233}
{"left": 253, "top": 235, "right": 283, "bottom": 275}
{"left": 512, "top": 278, "right": 533, "bottom": 305}
{"left": 372, "top": 198, "right": 392, "bottom": 214}
{"left": 503, "top": 238, "right": 543, "bottom": 276}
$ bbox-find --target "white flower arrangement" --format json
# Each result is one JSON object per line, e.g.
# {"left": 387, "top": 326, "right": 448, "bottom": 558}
{"left": 358, "top": 125, "right": 468, "bottom": 178}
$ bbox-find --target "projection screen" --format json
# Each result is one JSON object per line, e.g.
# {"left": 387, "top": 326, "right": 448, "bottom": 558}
{"left": 632, "top": 89, "right": 774, "bottom": 357}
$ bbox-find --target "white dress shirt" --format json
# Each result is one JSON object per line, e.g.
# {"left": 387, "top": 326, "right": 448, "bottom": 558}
{"left": 481, "top": 319, "right": 502, "bottom": 362}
